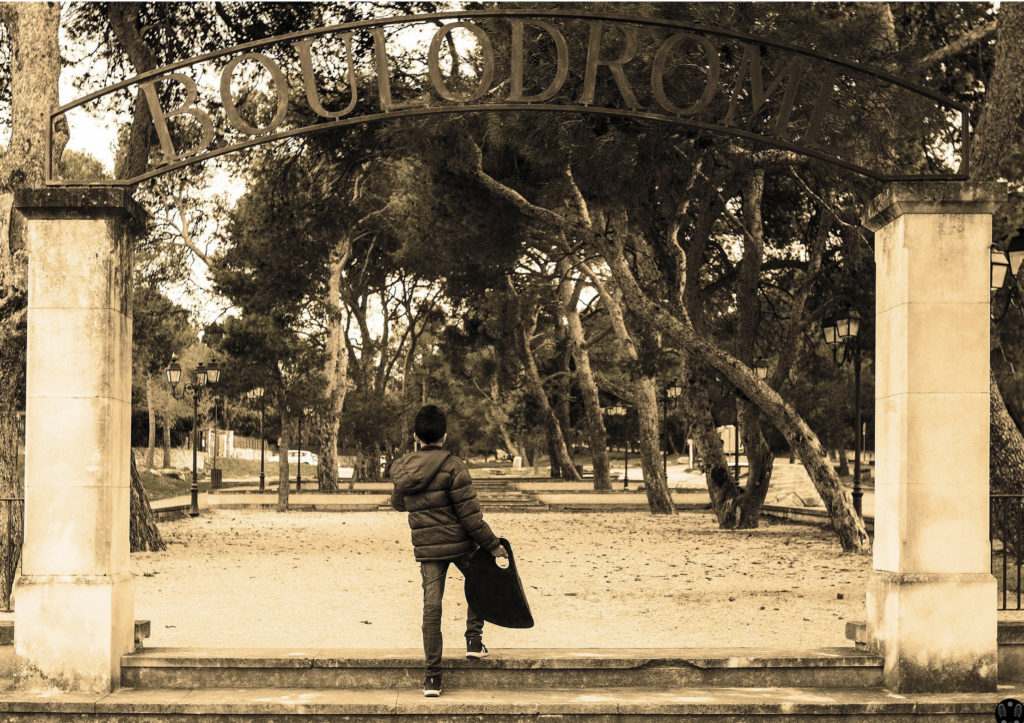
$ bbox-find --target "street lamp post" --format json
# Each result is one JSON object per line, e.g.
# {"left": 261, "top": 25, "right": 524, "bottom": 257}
{"left": 823, "top": 312, "right": 863, "bottom": 516}
{"left": 166, "top": 356, "right": 221, "bottom": 517}
{"left": 662, "top": 385, "right": 682, "bottom": 478}
{"left": 246, "top": 387, "right": 266, "bottom": 492}
{"left": 296, "top": 409, "right": 303, "bottom": 492}
{"left": 296, "top": 407, "right": 312, "bottom": 492}
{"left": 210, "top": 395, "right": 221, "bottom": 489}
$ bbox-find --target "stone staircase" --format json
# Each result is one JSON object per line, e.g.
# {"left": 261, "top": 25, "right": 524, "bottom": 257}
{"left": 375, "top": 479, "right": 547, "bottom": 513}
{"left": 0, "top": 643, "right": 1011, "bottom": 716}
{"left": 0, "top": 647, "right": 1018, "bottom": 719}
{"left": 471, "top": 479, "right": 547, "bottom": 512}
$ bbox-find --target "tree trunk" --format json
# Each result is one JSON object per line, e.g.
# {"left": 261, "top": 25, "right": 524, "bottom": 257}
{"left": 277, "top": 408, "right": 291, "bottom": 512}
{"left": 837, "top": 447, "right": 850, "bottom": 478}
{"left": 509, "top": 287, "right": 580, "bottom": 481}
{"left": 556, "top": 345, "right": 574, "bottom": 463}
{"left": 547, "top": 429, "right": 560, "bottom": 479}
{"left": 971, "top": 3, "right": 1024, "bottom": 188}
{"left": 146, "top": 374, "right": 156, "bottom": 470}
{"left": 991, "top": 373, "right": 1024, "bottom": 558}
{"left": 557, "top": 261, "right": 611, "bottom": 490}
{"left": 161, "top": 414, "right": 172, "bottom": 469}
{"left": 635, "top": 375, "right": 676, "bottom": 514}
{"left": 354, "top": 441, "right": 382, "bottom": 482}
{"left": 318, "top": 240, "right": 350, "bottom": 492}
{"left": 725, "top": 165, "right": 774, "bottom": 529}
{"left": 991, "top": 373, "right": 1024, "bottom": 495}
{"left": 0, "top": 2, "right": 64, "bottom": 610}
{"left": 683, "top": 357, "right": 744, "bottom": 525}
{"left": 130, "top": 449, "right": 165, "bottom": 552}
{"left": 497, "top": 422, "right": 520, "bottom": 461}
{"left": 737, "top": 399, "right": 774, "bottom": 528}
{"left": 315, "top": 418, "right": 339, "bottom": 492}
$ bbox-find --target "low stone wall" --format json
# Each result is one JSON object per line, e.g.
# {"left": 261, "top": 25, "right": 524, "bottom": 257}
{"left": 133, "top": 447, "right": 206, "bottom": 471}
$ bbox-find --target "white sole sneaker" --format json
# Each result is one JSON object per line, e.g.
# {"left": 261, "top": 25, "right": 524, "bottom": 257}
{"left": 423, "top": 689, "right": 440, "bottom": 698}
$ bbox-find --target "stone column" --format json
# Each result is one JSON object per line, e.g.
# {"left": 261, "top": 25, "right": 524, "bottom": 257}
{"left": 13, "top": 188, "right": 144, "bottom": 693}
{"left": 863, "top": 181, "right": 1005, "bottom": 693}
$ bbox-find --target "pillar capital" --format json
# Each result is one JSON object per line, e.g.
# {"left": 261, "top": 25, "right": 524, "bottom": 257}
{"left": 14, "top": 187, "right": 148, "bottom": 233}
{"left": 862, "top": 181, "right": 1006, "bottom": 231}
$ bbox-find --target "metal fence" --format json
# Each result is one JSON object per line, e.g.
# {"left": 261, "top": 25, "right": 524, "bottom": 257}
{"left": 991, "top": 494, "right": 1024, "bottom": 610}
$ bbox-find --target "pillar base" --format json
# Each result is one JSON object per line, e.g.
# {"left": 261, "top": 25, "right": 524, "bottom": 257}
{"left": 14, "top": 572, "right": 134, "bottom": 693}
{"left": 866, "top": 570, "right": 997, "bottom": 692}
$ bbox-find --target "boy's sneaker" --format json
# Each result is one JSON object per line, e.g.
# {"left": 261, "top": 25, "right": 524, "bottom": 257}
{"left": 466, "top": 638, "right": 489, "bottom": 659}
{"left": 423, "top": 674, "right": 441, "bottom": 697}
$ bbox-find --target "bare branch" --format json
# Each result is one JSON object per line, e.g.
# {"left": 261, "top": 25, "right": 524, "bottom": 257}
{"left": 169, "top": 192, "right": 211, "bottom": 267}
{"left": 913, "top": 19, "right": 997, "bottom": 72}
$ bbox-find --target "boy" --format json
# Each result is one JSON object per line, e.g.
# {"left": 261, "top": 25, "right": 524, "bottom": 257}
{"left": 389, "top": 405, "right": 508, "bottom": 698}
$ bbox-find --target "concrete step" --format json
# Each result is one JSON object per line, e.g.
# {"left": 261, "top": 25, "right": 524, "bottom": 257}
{"left": 121, "top": 648, "right": 883, "bottom": 690}
{"left": 0, "top": 684, "right": 1015, "bottom": 720}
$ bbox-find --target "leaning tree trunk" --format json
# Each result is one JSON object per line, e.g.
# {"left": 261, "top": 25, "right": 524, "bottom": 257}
{"left": 511, "top": 297, "right": 580, "bottom": 481}
{"left": 991, "top": 373, "right": 1024, "bottom": 559}
{"left": 991, "top": 373, "right": 1024, "bottom": 493}
{"left": 277, "top": 408, "right": 291, "bottom": 512}
{"left": 557, "top": 261, "right": 611, "bottom": 490}
{"left": 129, "top": 450, "right": 165, "bottom": 552}
{"left": 576, "top": 356, "right": 612, "bottom": 491}
{"left": 496, "top": 420, "right": 520, "bottom": 461}
{"left": 635, "top": 375, "right": 676, "bottom": 514}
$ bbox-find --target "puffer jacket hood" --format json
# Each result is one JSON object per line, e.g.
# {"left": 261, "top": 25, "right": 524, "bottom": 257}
{"left": 390, "top": 448, "right": 451, "bottom": 496}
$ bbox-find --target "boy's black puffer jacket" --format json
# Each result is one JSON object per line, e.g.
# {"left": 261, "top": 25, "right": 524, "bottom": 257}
{"left": 389, "top": 446, "right": 501, "bottom": 561}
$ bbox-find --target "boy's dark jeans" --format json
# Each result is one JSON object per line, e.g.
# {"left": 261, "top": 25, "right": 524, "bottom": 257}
{"left": 420, "top": 552, "right": 483, "bottom": 676}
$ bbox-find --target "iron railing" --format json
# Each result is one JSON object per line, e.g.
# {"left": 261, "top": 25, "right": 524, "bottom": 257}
{"left": 0, "top": 497, "right": 24, "bottom": 612}
{"left": 991, "top": 494, "right": 1024, "bottom": 610}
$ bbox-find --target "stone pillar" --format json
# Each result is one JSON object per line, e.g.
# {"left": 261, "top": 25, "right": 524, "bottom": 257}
{"left": 13, "top": 188, "right": 144, "bottom": 693}
{"left": 863, "top": 182, "right": 1005, "bottom": 693}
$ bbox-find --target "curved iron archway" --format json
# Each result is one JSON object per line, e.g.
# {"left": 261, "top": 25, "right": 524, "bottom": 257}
{"left": 47, "top": 9, "right": 970, "bottom": 185}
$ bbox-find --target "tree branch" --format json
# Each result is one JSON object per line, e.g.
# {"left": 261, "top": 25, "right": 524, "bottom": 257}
{"left": 913, "top": 19, "right": 997, "bottom": 72}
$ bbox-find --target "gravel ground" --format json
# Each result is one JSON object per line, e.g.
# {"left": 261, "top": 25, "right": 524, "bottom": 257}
{"left": 131, "top": 509, "right": 871, "bottom": 650}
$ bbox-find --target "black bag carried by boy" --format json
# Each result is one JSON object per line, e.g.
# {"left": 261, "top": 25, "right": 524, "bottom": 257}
{"left": 464, "top": 537, "right": 534, "bottom": 628}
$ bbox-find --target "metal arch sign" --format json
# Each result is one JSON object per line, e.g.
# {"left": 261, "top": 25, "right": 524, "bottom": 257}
{"left": 47, "top": 9, "right": 970, "bottom": 185}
